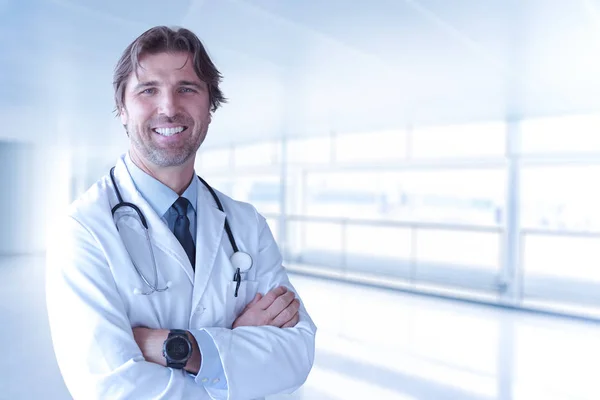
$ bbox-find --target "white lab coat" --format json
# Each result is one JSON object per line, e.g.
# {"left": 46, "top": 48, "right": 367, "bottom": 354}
{"left": 46, "top": 155, "right": 317, "bottom": 400}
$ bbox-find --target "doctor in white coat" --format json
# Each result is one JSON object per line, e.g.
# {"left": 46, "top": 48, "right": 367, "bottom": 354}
{"left": 46, "top": 26, "right": 316, "bottom": 400}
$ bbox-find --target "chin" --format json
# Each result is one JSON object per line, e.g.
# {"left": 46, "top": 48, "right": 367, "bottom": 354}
{"left": 153, "top": 150, "right": 196, "bottom": 168}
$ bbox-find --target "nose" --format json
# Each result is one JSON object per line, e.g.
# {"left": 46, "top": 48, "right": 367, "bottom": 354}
{"left": 157, "top": 91, "right": 179, "bottom": 117}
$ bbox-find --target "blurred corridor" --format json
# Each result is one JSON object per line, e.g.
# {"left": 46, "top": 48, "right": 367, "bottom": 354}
{"left": 2, "top": 254, "right": 599, "bottom": 400}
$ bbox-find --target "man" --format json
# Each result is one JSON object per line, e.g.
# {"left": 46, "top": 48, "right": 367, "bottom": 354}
{"left": 46, "top": 26, "right": 316, "bottom": 400}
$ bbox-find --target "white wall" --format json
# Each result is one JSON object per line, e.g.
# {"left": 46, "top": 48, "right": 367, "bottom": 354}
{"left": 0, "top": 142, "right": 72, "bottom": 255}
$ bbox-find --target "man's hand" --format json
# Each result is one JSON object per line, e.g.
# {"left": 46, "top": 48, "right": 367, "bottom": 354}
{"left": 132, "top": 327, "right": 201, "bottom": 374}
{"left": 232, "top": 286, "right": 300, "bottom": 329}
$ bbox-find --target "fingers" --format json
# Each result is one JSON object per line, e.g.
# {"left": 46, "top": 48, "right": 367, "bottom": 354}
{"left": 281, "top": 311, "right": 300, "bottom": 328}
{"left": 256, "top": 286, "right": 288, "bottom": 310}
{"left": 232, "top": 287, "right": 300, "bottom": 329}
{"left": 248, "top": 293, "right": 263, "bottom": 308}
{"left": 239, "top": 292, "right": 263, "bottom": 315}
{"left": 234, "top": 286, "right": 301, "bottom": 329}
{"left": 265, "top": 290, "right": 295, "bottom": 321}
{"left": 271, "top": 298, "right": 300, "bottom": 327}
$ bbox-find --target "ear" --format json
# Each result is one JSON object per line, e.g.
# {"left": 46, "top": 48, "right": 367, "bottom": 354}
{"left": 119, "top": 108, "right": 128, "bottom": 125}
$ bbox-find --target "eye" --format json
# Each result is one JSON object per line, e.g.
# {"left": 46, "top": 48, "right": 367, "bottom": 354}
{"left": 179, "top": 87, "right": 197, "bottom": 93}
{"left": 141, "top": 88, "right": 156, "bottom": 95}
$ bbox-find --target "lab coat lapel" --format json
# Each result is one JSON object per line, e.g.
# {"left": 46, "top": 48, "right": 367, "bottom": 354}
{"left": 191, "top": 182, "right": 226, "bottom": 309}
{"left": 113, "top": 157, "right": 194, "bottom": 284}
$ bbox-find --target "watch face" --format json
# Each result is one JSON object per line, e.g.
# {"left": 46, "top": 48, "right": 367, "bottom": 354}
{"left": 166, "top": 337, "right": 190, "bottom": 361}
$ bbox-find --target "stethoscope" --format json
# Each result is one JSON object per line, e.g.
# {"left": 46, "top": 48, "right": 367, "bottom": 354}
{"left": 109, "top": 167, "right": 253, "bottom": 296}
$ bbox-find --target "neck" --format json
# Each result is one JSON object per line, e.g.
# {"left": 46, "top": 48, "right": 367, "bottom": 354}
{"left": 129, "top": 151, "right": 195, "bottom": 196}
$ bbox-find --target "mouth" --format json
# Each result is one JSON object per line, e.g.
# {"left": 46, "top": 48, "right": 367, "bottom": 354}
{"left": 152, "top": 126, "right": 188, "bottom": 137}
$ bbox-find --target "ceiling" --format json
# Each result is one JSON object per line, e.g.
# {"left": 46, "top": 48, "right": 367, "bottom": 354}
{"left": 2, "top": 0, "right": 600, "bottom": 147}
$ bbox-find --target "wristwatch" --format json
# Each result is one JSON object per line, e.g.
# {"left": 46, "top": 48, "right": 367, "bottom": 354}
{"left": 162, "top": 329, "right": 192, "bottom": 369}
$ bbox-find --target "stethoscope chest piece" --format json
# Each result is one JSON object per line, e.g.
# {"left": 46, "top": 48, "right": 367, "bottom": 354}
{"left": 230, "top": 251, "right": 253, "bottom": 273}
{"left": 231, "top": 251, "right": 252, "bottom": 297}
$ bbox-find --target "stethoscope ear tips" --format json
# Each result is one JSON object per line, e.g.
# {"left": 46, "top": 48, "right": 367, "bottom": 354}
{"left": 133, "top": 287, "right": 143, "bottom": 295}
{"left": 166, "top": 281, "right": 172, "bottom": 288}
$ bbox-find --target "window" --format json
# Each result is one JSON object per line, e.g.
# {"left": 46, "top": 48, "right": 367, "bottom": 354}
{"left": 335, "top": 129, "right": 407, "bottom": 162}
{"left": 520, "top": 166, "right": 600, "bottom": 231}
{"left": 304, "top": 171, "right": 387, "bottom": 219}
{"left": 233, "top": 141, "right": 280, "bottom": 168}
{"left": 416, "top": 230, "right": 500, "bottom": 272}
{"left": 197, "top": 147, "right": 231, "bottom": 171}
{"left": 230, "top": 174, "right": 281, "bottom": 215}
{"left": 411, "top": 122, "right": 506, "bottom": 158}
{"left": 521, "top": 114, "right": 600, "bottom": 154}
{"left": 303, "top": 168, "right": 505, "bottom": 226}
{"left": 287, "top": 136, "right": 332, "bottom": 165}
{"left": 523, "top": 234, "right": 600, "bottom": 283}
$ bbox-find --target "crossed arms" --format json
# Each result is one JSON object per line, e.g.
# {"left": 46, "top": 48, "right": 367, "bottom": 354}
{"left": 46, "top": 216, "right": 316, "bottom": 400}
{"left": 132, "top": 285, "right": 302, "bottom": 375}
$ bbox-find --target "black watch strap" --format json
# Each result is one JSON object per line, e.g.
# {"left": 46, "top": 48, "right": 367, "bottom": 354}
{"left": 168, "top": 329, "right": 188, "bottom": 338}
{"left": 167, "top": 359, "right": 186, "bottom": 368}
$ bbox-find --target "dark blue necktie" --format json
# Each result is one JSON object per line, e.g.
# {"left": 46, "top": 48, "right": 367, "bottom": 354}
{"left": 172, "top": 197, "right": 195, "bottom": 270}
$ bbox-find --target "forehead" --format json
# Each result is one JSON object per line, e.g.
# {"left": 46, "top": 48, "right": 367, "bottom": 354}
{"left": 129, "top": 51, "right": 201, "bottom": 85}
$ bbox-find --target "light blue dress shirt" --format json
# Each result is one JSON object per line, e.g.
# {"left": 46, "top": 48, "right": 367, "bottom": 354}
{"left": 124, "top": 153, "right": 227, "bottom": 390}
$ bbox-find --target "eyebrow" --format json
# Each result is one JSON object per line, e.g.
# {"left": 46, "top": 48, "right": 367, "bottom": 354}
{"left": 178, "top": 80, "right": 206, "bottom": 90}
{"left": 133, "top": 81, "right": 159, "bottom": 92}
{"left": 133, "top": 80, "right": 206, "bottom": 92}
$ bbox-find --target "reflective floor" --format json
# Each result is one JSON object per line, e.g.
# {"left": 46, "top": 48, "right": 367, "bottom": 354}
{"left": 1, "top": 255, "right": 599, "bottom": 400}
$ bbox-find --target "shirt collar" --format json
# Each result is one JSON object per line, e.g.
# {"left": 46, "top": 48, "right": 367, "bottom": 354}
{"left": 123, "top": 152, "right": 198, "bottom": 218}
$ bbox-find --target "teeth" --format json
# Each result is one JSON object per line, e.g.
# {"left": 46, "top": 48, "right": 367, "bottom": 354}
{"left": 154, "top": 127, "right": 185, "bottom": 136}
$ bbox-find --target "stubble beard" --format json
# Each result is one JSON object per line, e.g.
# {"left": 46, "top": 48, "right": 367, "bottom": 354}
{"left": 127, "top": 122, "right": 205, "bottom": 168}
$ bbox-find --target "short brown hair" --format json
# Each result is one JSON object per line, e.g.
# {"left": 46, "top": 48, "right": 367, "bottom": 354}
{"left": 113, "top": 26, "right": 226, "bottom": 116}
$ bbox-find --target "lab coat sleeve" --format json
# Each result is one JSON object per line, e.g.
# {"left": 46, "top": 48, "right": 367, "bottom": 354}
{"left": 201, "top": 212, "right": 317, "bottom": 400}
{"left": 190, "top": 330, "right": 227, "bottom": 389}
{"left": 46, "top": 216, "right": 211, "bottom": 400}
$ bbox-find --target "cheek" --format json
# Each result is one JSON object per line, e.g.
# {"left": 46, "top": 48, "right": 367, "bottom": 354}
{"left": 128, "top": 105, "right": 154, "bottom": 126}
{"left": 198, "top": 111, "right": 212, "bottom": 127}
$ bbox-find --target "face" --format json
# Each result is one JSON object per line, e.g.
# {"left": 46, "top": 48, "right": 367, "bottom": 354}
{"left": 120, "top": 51, "right": 211, "bottom": 168}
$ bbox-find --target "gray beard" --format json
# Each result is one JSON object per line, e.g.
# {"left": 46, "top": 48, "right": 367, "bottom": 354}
{"left": 127, "top": 125, "right": 201, "bottom": 167}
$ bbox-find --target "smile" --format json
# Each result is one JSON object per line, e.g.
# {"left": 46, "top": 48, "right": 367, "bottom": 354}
{"left": 152, "top": 126, "right": 187, "bottom": 136}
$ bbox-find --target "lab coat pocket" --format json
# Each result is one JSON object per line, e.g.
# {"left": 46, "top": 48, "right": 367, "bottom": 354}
{"left": 225, "top": 280, "right": 259, "bottom": 328}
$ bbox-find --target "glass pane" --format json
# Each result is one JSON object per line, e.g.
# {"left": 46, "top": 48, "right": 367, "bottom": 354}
{"left": 229, "top": 174, "right": 281, "bottom": 215}
{"left": 344, "top": 225, "right": 413, "bottom": 280}
{"left": 233, "top": 141, "right": 280, "bottom": 168}
{"left": 200, "top": 176, "right": 234, "bottom": 197}
{"left": 305, "top": 171, "right": 386, "bottom": 219}
{"left": 284, "top": 219, "right": 344, "bottom": 266}
{"left": 304, "top": 221, "right": 343, "bottom": 252}
{"left": 346, "top": 225, "right": 412, "bottom": 259}
{"left": 197, "top": 147, "right": 231, "bottom": 171}
{"left": 392, "top": 169, "right": 505, "bottom": 226}
{"left": 520, "top": 166, "right": 600, "bottom": 231}
{"left": 412, "top": 121, "right": 506, "bottom": 158}
{"left": 304, "top": 168, "right": 505, "bottom": 227}
{"left": 521, "top": 114, "right": 600, "bottom": 154}
{"left": 335, "top": 129, "right": 407, "bottom": 162}
{"left": 522, "top": 234, "right": 600, "bottom": 314}
{"left": 523, "top": 235, "right": 600, "bottom": 282}
{"left": 287, "top": 136, "right": 332, "bottom": 165}
{"left": 416, "top": 230, "right": 500, "bottom": 270}
{"left": 415, "top": 229, "right": 501, "bottom": 291}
